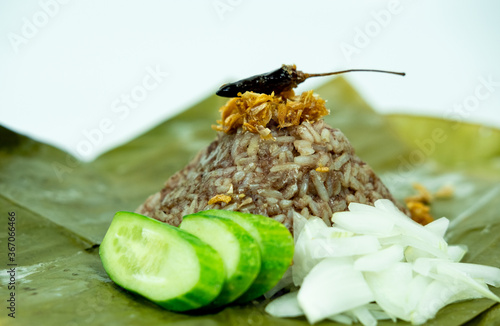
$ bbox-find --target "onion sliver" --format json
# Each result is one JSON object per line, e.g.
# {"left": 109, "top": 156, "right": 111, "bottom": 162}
{"left": 354, "top": 245, "right": 404, "bottom": 271}
{"left": 445, "top": 262, "right": 500, "bottom": 286}
{"left": 352, "top": 306, "right": 377, "bottom": 326}
{"left": 446, "top": 245, "right": 467, "bottom": 262}
{"left": 436, "top": 264, "right": 500, "bottom": 301}
{"left": 266, "top": 199, "right": 500, "bottom": 326}
{"left": 412, "top": 279, "right": 459, "bottom": 325}
{"left": 381, "top": 235, "right": 447, "bottom": 259}
{"left": 310, "top": 236, "right": 380, "bottom": 258}
{"left": 265, "top": 291, "right": 304, "bottom": 317}
{"left": 364, "top": 263, "right": 413, "bottom": 321}
{"left": 406, "top": 274, "right": 432, "bottom": 313}
{"left": 331, "top": 211, "right": 394, "bottom": 236}
{"left": 297, "top": 258, "right": 374, "bottom": 324}
{"left": 424, "top": 217, "right": 449, "bottom": 237}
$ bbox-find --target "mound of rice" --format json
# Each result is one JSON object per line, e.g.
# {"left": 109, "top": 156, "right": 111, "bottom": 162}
{"left": 136, "top": 117, "right": 405, "bottom": 234}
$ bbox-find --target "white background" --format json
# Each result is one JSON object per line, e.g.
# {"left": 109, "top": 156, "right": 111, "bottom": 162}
{"left": 1, "top": 0, "right": 499, "bottom": 161}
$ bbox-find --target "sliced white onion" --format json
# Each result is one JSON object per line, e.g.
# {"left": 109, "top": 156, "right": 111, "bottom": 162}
{"left": 266, "top": 199, "right": 500, "bottom": 326}
{"left": 265, "top": 291, "right": 303, "bottom": 317}
{"left": 405, "top": 274, "right": 432, "bottom": 313}
{"left": 447, "top": 245, "right": 468, "bottom": 262}
{"left": 411, "top": 279, "right": 459, "bottom": 324}
{"left": 436, "top": 263, "right": 500, "bottom": 301}
{"left": 364, "top": 263, "right": 413, "bottom": 321}
{"left": 373, "top": 199, "right": 402, "bottom": 214}
{"left": 327, "top": 226, "right": 356, "bottom": 239}
{"left": 404, "top": 246, "right": 434, "bottom": 262}
{"left": 298, "top": 216, "right": 330, "bottom": 239}
{"left": 424, "top": 217, "right": 450, "bottom": 238}
{"left": 445, "top": 262, "right": 500, "bottom": 286}
{"left": 381, "top": 234, "right": 448, "bottom": 259}
{"left": 354, "top": 245, "right": 404, "bottom": 272}
{"left": 393, "top": 223, "right": 448, "bottom": 255}
{"left": 310, "top": 236, "right": 380, "bottom": 259}
{"left": 297, "top": 258, "right": 374, "bottom": 324}
{"left": 292, "top": 216, "right": 330, "bottom": 285}
{"left": 347, "top": 202, "right": 381, "bottom": 213}
{"left": 374, "top": 200, "right": 448, "bottom": 253}
{"left": 292, "top": 238, "right": 322, "bottom": 286}
{"left": 331, "top": 211, "right": 395, "bottom": 236}
{"left": 413, "top": 258, "right": 442, "bottom": 276}
{"left": 351, "top": 305, "right": 377, "bottom": 326}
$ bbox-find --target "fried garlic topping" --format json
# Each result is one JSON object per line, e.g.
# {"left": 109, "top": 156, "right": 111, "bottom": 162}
{"left": 212, "top": 90, "right": 329, "bottom": 139}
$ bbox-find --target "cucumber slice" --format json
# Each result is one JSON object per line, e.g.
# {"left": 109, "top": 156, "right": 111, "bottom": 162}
{"left": 198, "top": 210, "right": 294, "bottom": 302}
{"left": 179, "top": 214, "right": 261, "bottom": 306}
{"left": 99, "top": 211, "right": 225, "bottom": 312}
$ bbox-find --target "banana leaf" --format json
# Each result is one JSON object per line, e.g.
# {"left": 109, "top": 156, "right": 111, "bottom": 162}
{"left": 1, "top": 77, "right": 499, "bottom": 326}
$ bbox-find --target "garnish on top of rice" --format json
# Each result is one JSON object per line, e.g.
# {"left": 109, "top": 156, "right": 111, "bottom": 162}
{"left": 212, "top": 90, "right": 329, "bottom": 140}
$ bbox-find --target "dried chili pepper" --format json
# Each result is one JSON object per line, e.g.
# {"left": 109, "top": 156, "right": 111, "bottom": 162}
{"left": 216, "top": 64, "right": 405, "bottom": 97}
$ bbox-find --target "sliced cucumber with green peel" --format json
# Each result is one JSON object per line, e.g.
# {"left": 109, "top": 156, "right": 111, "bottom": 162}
{"left": 198, "top": 210, "right": 294, "bottom": 302}
{"left": 180, "top": 214, "right": 261, "bottom": 306}
{"left": 99, "top": 211, "right": 225, "bottom": 312}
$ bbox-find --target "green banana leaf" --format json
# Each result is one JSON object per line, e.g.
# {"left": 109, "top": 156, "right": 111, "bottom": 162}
{"left": 1, "top": 77, "right": 499, "bottom": 326}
